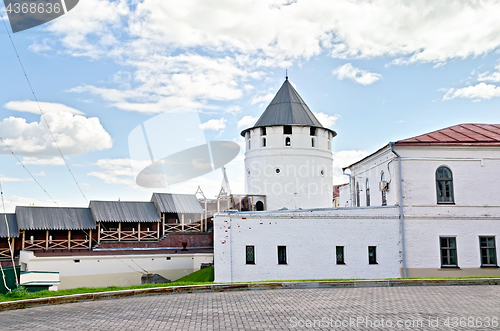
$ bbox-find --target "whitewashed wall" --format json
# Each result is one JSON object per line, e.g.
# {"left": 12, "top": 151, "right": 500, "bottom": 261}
{"left": 214, "top": 207, "right": 401, "bottom": 283}
{"left": 244, "top": 126, "right": 334, "bottom": 210}
{"left": 20, "top": 251, "right": 213, "bottom": 289}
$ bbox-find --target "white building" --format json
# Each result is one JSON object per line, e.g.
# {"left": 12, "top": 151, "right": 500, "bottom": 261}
{"left": 215, "top": 105, "right": 500, "bottom": 282}
{"left": 241, "top": 77, "right": 336, "bottom": 211}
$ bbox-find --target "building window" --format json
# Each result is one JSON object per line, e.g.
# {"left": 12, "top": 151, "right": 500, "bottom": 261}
{"left": 336, "top": 246, "right": 345, "bottom": 265}
{"left": 356, "top": 182, "right": 360, "bottom": 207}
{"left": 246, "top": 246, "right": 255, "bottom": 265}
{"left": 436, "top": 166, "right": 454, "bottom": 204}
{"left": 440, "top": 237, "right": 458, "bottom": 267}
{"left": 261, "top": 127, "right": 266, "bottom": 136}
{"left": 381, "top": 172, "right": 387, "bottom": 206}
{"left": 366, "top": 179, "right": 370, "bottom": 207}
{"left": 285, "top": 137, "right": 291, "bottom": 146}
{"left": 284, "top": 125, "right": 292, "bottom": 134}
{"left": 248, "top": 131, "right": 251, "bottom": 138}
{"left": 278, "top": 246, "right": 287, "bottom": 264}
{"left": 480, "top": 237, "right": 497, "bottom": 267}
{"left": 311, "top": 137, "right": 315, "bottom": 147}
{"left": 310, "top": 127, "right": 316, "bottom": 136}
{"left": 248, "top": 140, "right": 251, "bottom": 150}
{"left": 368, "top": 246, "right": 377, "bottom": 264}
{"left": 262, "top": 137, "right": 266, "bottom": 147}
{"left": 327, "top": 139, "right": 331, "bottom": 150}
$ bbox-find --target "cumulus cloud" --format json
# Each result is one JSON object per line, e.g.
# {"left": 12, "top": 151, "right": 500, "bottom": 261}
{"left": 332, "top": 150, "right": 370, "bottom": 184}
{"left": 4, "top": 100, "right": 84, "bottom": 115}
{"left": 0, "top": 175, "right": 29, "bottom": 182}
{"left": 0, "top": 104, "right": 113, "bottom": 157}
{"left": 333, "top": 63, "right": 382, "bottom": 85}
{"left": 477, "top": 65, "right": 500, "bottom": 83}
{"left": 199, "top": 118, "right": 227, "bottom": 131}
{"left": 251, "top": 93, "right": 274, "bottom": 105}
{"left": 442, "top": 83, "right": 500, "bottom": 101}
{"left": 20, "top": 157, "right": 65, "bottom": 166}
{"left": 313, "top": 112, "right": 339, "bottom": 128}
{"left": 237, "top": 115, "right": 257, "bottom": 128}
{"left": 88, "top": 158, "right": 149, "bottom": 187}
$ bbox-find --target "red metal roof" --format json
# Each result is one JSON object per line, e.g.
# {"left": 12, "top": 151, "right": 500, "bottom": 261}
{"left": 395, "top": 124, "right": 500, "bottom": 146}
{"left": 333, "top": 183, "right": 348, "bottom": 198}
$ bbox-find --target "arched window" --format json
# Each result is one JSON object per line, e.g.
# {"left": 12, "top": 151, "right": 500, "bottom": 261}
{"left": 381, "top": 172, "right": 387, "bottom": 206}
{"left": 285, "top": 137, "right": 291, "bottom": 146}
{"left": 436, "top": 166, "right": 454, "bottom": 203}
{"left": 356, "top": 182, "right": 360, "bottom": 207}
{"left": 366, "top": 179, "right": 370, "bottom": 206}
{"left": 262, "top": 137, "right": 266, "bottom": 147}
{"left": 311, "top": 137, "right": 315, "bottom": 147}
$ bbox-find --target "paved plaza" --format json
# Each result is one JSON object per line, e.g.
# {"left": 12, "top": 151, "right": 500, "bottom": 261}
{"left": 0, "top": 285, "right": 499, "bottom": 330}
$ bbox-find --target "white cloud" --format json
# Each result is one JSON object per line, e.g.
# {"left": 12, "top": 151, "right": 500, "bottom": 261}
{"left": 237, "top": 115, "right": 257, "bottom": 128}
{"left": 0, "top": 195, "right": 81, "bottom": 213}
{"left": 199, "top": 118, "right": 227, "bottom": 131}
{"left": 333, "top": 63, "right": 382, "bottom": 85}
{"left": 0, "top": 175, "right": 29, "bottom": 182}
{"left": 20, "top": 157, "right": 65, "bottom": 166}
{"left": 443, "top": 83, "right": 500, "bottom": 101}
{"left": 332, "top": 150, "right": 369, "bottom": 184}
{"left": 0, "top": 106, "right": 113, "bottom": 157}
{"left": 313, "top": 112, "right": 339, "bottom": 128}
{"left": 251, "top": 93, "right": 274, "bottom": 105}
{"left": 478, "top": 64, "right": 500, "bottom": 82}
{"left": 88, "top": 158, "right": 149, "bottom": 187}
{"left": 4, "top": 100, "right": 84, "bottom": 115}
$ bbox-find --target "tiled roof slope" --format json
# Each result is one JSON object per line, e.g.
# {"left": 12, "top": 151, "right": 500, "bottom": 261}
{"left": 396, "top": 124, "right": 500, "bottom": 146}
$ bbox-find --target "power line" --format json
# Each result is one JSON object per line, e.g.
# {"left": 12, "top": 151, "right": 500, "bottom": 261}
{"left": 0, "top": 11, "right": 88, "bottom": 204}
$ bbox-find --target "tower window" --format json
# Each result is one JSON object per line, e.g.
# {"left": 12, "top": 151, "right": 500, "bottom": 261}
{"left": 310, "top": 127, "right": 316, "bottom": 136}
{"left": 284, "top": 126, "right": 292, "bottom": 134}
{"left": 285, "top": 137, "right": 291, "bottom": 146}
{"left": 311, "top": 137, "right": 315, "bottom": 148}
{"left": 262, "top": 137, "right": 266, "bottom": 147}
{"left": 261, "top": 127, "right": 266, "bottom": 136}
{"left": 248, "top": 140, "right": 251, "bottom": 150}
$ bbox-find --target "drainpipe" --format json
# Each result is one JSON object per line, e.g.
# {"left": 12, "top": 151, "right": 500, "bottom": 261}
{"left": 342, "top": 168, "right": 353, "bottom": 207}
{"left": 390, "top": 142, "right": 407, "bottom": 279}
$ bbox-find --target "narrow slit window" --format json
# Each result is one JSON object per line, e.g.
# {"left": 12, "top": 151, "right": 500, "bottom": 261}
{"left": 336, "top": 246, "right": 345, "bottom": 265}
{"left": 261, "top": 127, "right": 267, "bottom": 136}
{"left": 311, "top": 137, "right": 315, "bottom": 148}
{"left": 278, "top": 246, "right": 287, "bottom": 265}
{"left": 366, "top": 179, "right": 370, "bottom": 206}
{"left": 310, "top": 127, "right": 316, "bottom": 136}
{"left": 381, "top": 172, "right": 387, "bottom": 206}
{"left": 284, "top": 125, "right": 292, "bottom": 134}
{"left": 368, "top": 246, "right": 377, "bottom": 264}
{"left": 246, "top": 246, "right": 255, "bottom": 265}
{"left": 285, "top": 137, "right": 291, "bottom": 146}
{"left": 262, "top": 137, "right": 266, "bottom": 147}
{"left": 356, "top": 182, "right": 360, "bottom": 207}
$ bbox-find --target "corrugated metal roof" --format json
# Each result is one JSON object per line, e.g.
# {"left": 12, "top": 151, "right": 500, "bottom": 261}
{"left": 0, "top": 214, "right": 19, "bottom": 238}
{"left": 396, "top": 124, "right": 500, "bottom": 146}
{"left": 151, "top": 193, "right": 204, "bottom": 214}
{"left": 241, "top": 79, "right": 336, "bottom": 136}
{"left": 90, "top": 201, "right": 160, "bottom": 223}
{"left": 15, "top": 207, "right": 95, "bottom": 231}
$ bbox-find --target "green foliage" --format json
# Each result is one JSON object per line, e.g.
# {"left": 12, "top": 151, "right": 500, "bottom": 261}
{"left": 175, "top": 266, "right": 214, "bottom": 283}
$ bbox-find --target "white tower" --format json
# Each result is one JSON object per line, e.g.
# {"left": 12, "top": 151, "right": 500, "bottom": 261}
{"left": 242, "top": 77, "right": 336, "bottom": 210}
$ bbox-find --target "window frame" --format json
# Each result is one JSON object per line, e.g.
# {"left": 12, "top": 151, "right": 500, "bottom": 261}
{"left": 436, "top": 166, "right": 455, "bottom": 204}
{"left": 261, "top": 127, "right": 266, "bottom": 136}
{"left": 262, "top": 137, "right": 266, "bottom": 147}
{"left": 283, "top": 125, "right": 292, "bottom": 135}
{"left": 285, "top": 137, "right": 291, "bottom": 147}
{"left": 336, "top": 246, "right": 345, "bottom": 265}
{"left": 381, "top": 171, "right": 387, "bottom": 206}
{"left": 311, "top": 137, "right": 315, "bottom": 148}
{"left": 368, "top": 246, "right": 377, "bottom": 264}
{"left": 246, "top": 245, "right": 255, "bottom": 265}
{"left": 479, "top": 236, "right": 498, "bottom": 267}
{"left": 440, "top": 236, "right": 459, "bottom": 268}
{"left": 356, "top": 182, "right": 360, "bottom": 207}
{"left": 277, "top": 246, "right": 287, "bottom": 265}
{"left": 366, "top": 179, "right": 370, "bottom": 207}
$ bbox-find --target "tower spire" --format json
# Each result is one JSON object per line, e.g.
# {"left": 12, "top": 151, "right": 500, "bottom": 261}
{"left": 285, "top": 69, "right": 288, "bottom": 80}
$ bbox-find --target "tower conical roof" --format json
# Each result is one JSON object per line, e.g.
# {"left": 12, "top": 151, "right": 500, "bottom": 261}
{"left": 241, "top": 78, "right": 336, "bottom": 136}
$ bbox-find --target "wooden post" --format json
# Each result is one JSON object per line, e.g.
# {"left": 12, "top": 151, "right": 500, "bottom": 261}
{"left": 97, "top": 222, "right": 101, "bottom": 244}
{"left": 22, "top": 230, "right": 25, "bottom": 250}
{"left": 45, "top": 230, "right": 49, "bottom": 250}
{"left": 138, "top": 222, "right": 141, "bottom": 241}
{"left": 118, "top": 222, "right": 121, "bottom": 241}
{"left": 89, "top": 229, "right": 92, "bottom": 249}
{"left": 181, "top": 214, "right": 185, "bottom": 232}
{"left": 157, "top": 221, "right": 160, "bottom": 240}
{"left": 162, "top": 214, "right": 165, "bottom": 238}
{"left": 11, "top": 238, "right": 15, "bottom": 259}
{"left": 68, "top": 230, "right": 71, "bottom": 250}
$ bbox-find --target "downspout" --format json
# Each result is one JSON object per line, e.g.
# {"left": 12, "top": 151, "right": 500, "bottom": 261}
{"left": 390, "top": 142, "right": 407, "bottom": 279}
{"left": 342, "top": 168, "right": 353, "bottom": 207}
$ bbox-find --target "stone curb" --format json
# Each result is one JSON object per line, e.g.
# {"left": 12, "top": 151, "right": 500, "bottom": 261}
{"left": 1, "top": 278, "right": 499, "bottom": 311}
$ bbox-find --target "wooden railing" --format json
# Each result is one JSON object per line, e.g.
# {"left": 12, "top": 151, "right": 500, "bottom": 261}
{"left": 100, "top": 230, "right": 158, "bottom": 242}
{"left": 164, "top": 222, "right": 202, "bottom": 233}
{"left": 0, "top": 248, "right": 11, "bottom": 259}
{"left": 100, "top": 230, "right": 119, "bottom": 241}
{"left": 24, "top": 239, "right": 46, "bottom": 250}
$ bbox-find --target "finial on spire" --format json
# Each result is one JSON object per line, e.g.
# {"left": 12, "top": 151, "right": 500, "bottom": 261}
{"left": 285, "top": 69, "right": 288, "bottom": 80}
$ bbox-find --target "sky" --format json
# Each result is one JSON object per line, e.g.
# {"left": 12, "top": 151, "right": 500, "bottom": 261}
{"left": 1, "top": 0, "right": 500, "bottom": 212}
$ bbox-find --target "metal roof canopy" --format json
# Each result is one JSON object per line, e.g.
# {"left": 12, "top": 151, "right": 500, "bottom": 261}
{"left": 396, "top": 124, "right": 500, "bottom": 146}
{"left": 15, "top": 207, "right": 95, "bottom": 231}
{"left": 151, "top": 193, "right": 204, "bottom": 214}
{"left": 90, "top": 201, "right": 160, "bottom": 223}
{"left": 241, "top": 78, "right": 336, "bottom": 137}
{"left": 0, "top": 214, "right": 19, "bottom": 238}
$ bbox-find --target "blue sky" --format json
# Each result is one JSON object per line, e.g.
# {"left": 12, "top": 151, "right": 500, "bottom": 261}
{"left": 1, "top": 0, "right": 500, "bottom": 212}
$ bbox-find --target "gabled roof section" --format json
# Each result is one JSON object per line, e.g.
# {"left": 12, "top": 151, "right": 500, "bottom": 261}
{"left": 15, "top": 207, "right": 95, "bottom": 231}
{"left": 90, "top": 201, "right": 160, "bottom": 223}
{"left": 395, "top": 124, "right": 500, "bottom": 146}
{"left": 151, "top": 193, "right": 204, "bottom": 214}
{"left": 241, "top": 78, "right": 336, "bottom": 136}
{"left": 0, "top": 214, "right": 19, "bottom": 238}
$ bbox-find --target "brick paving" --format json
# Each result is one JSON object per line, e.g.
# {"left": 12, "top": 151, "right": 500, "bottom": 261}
{"left": 0, "top": 285, "right": 499, "bottom": 330}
